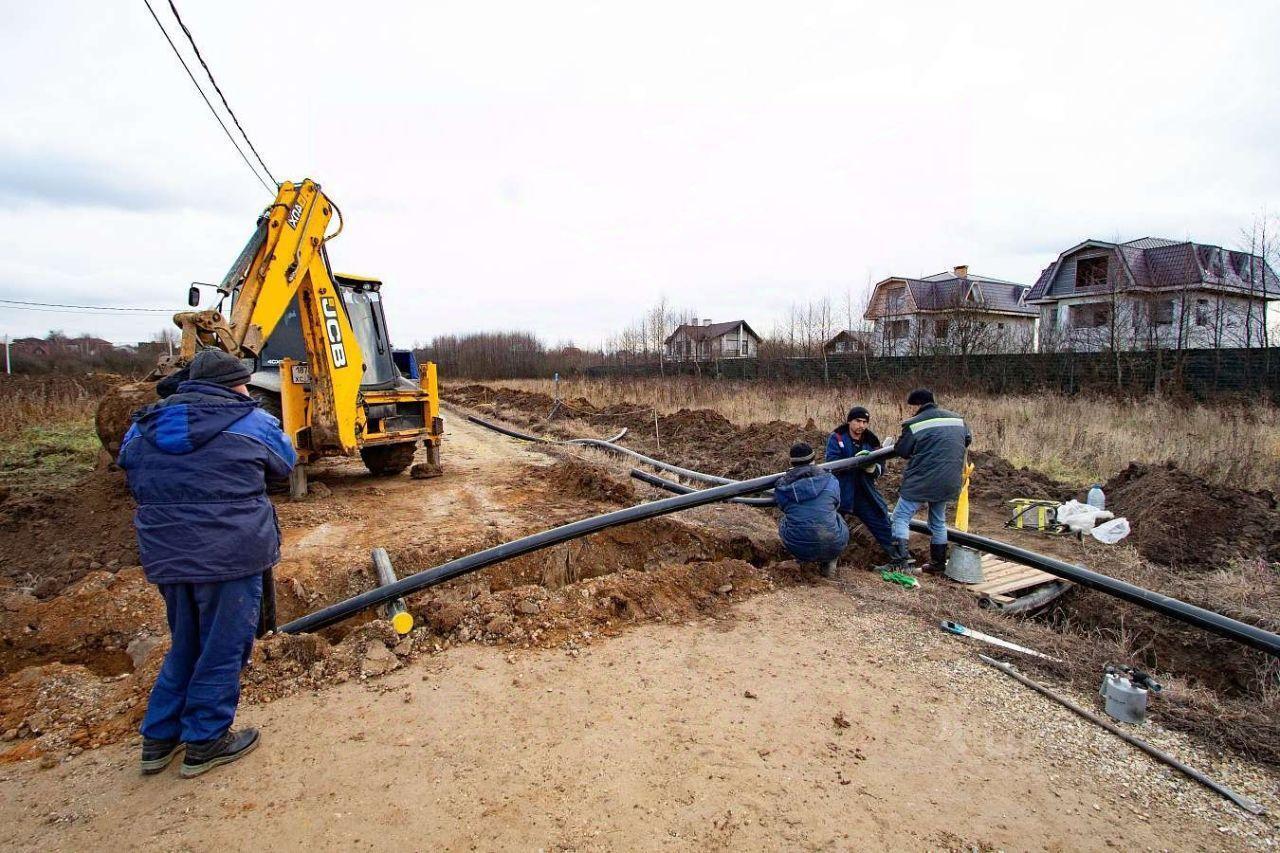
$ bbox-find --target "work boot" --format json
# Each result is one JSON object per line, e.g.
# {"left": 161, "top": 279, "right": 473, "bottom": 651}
{"left": 140, "top": 737, "right": 184, "bottom": 775}
{"left": 874, "top": 539, "right": 916, "bottom": 574}
{"left": 819, "top": 558, "right": 838, "bottom": 579}
{"left": 926, "top": 543, "right": 949, "bottom": 575}
{"left": 180, "top": 728, "right": 260, "bottom": 779}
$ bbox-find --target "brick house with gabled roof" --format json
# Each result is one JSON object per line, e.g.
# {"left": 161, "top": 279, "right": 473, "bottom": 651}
{"left": 664, "top": 319, "right": 761, "bottom": 362}
{"left": 1027, "top": 237, "right": 1280, "bottom": 351}
{"left": 864, "top": 265, "right": 1036, "bottom": 355}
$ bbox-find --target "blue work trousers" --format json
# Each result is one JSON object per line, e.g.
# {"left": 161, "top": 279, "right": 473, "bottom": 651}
{"left": 140, "top": 574, "right": 262, "bottom": 744}
{"left": 891, "top": 498, "right": 949, "bottom": 545}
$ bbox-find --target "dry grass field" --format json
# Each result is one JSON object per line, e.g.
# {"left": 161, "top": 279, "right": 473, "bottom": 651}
{"left": 0, "top": 377, "right": 106, "bottom": 488}
{"left": 493, "top": 376, "right": 1280, "bottom": 493}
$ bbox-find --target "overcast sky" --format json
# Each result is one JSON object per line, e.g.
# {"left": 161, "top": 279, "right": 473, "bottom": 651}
{"left": 2, "top": 1, "right": 1278, "bottom": 348}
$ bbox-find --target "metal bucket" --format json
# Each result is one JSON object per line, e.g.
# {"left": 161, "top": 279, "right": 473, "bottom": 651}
{"left": 945, "top": 545, "right": 984, "bottom": 583}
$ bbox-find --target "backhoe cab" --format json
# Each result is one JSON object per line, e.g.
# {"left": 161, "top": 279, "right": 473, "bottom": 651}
{"left": 160, "top": 179, "right": 442, "bottom": 488}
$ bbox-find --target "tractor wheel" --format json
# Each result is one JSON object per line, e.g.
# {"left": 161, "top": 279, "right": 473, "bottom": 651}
{"left": 360, "top": 442, "right": 418, "bottom": 476}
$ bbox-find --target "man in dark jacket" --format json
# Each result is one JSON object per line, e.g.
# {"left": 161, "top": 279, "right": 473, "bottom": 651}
{"left": 774, "top": 442, "right": 849, "bottom": 578}
{"left": 118, "top": 350, "right": 296, "bottom": 777}
{"left": 824, "top": 405, "right": 894, "bottom": 561}
{"left": 882, "top": 388, "right": 971, "bottom": 574}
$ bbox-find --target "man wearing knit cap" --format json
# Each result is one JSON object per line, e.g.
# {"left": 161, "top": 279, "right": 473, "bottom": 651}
{"left": 824, "top": 405, "right": 894, "bottom": 563}
{"left": 773, "top": 442, "right": 849, "bottom": 577}
{"left": 119, "top": 349, "right": 296, "bottom": 777}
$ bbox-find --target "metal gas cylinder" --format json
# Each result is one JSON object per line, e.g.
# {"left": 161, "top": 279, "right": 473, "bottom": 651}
{"left": 1099, "top": 665, "right": 1159, "bottom": 724}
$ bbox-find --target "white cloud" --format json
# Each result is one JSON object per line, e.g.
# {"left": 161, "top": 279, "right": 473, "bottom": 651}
{"left": 1, "top": 0, "right": 1278, "bottom": 346}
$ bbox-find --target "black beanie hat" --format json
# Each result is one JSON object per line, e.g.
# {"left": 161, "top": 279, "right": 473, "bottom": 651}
{"left": 189, "top": 350, "right": 252, "bottom": 388}
{"left": 906, "top": 388, "right": 934, "bottom": 407}
{"left": 789, "top": 442, "right": 815, "bottom": 465}
{"left": 847, "top": 406, "right": 871, "bottom": 422}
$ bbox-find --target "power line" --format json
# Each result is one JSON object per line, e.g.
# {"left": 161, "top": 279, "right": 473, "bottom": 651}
{"left": 166, "top": 0, "right": 278, "bottom": 187}
{"left": 0, "top": 298, "right": 173, "bottom": 313}
{"left": 141, "top": 0, "right": 275, "bottom": 194}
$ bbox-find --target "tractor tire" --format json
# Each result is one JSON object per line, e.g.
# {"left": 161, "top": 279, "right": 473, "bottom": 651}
{"left": 360, "top": 442, "right": 418, "bottom": 476}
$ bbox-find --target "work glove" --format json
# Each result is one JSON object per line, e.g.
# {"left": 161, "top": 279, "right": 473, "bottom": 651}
{"left": 853, "top": 449, "right": 881, "bottom": 477}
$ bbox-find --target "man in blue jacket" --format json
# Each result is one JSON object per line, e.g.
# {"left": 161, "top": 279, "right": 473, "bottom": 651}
{"left": 774, "top": 442, "right": 849, "bottom": 578}
{"left": 883, "top": 388, "right": 971, "bottom": 575}
{"left": 118, "top": 349, "right": 296, "bottom": 777}
{"left": 824, "top": 406, "right": 894, "bottom": 564}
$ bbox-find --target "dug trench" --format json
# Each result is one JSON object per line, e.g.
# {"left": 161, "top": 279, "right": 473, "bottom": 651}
{"left": 448, "top": 382, "right": 1280, "bottom": 765}
{"left": 1, "top": 414, "right": 841, "bottom": 763}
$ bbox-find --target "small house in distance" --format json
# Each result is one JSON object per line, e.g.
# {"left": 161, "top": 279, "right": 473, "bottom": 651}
{"left": 823, "top": 329, "right": 874, "bottom": 355}
{"left": 864, "top": 266, "right": 1036, "bottom": 355}
{"left": 1027, "top": 237, "right": 1280, "bottom": 351}
{"left": 664, "top": 319, "right": 761, "bottom": 362}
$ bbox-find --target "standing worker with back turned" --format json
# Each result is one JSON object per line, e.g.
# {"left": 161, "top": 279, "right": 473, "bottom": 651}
{"left": 881, "top": 388, "right": 971, "bottom": 575}
{"left": 118, "top": 350, "right": 296, "bottom": 777}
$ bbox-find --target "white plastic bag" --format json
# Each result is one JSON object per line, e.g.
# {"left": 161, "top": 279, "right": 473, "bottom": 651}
{"left": 1090, "top": 517, "right": 1131, "bottom": 544}
{"left": 1056, "top": 500, "right": 1114, "bottom": 532}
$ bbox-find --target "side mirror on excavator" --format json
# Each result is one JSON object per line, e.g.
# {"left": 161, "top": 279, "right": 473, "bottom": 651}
{"left": 188, "top": 285, "right": 202, "bottom": 307}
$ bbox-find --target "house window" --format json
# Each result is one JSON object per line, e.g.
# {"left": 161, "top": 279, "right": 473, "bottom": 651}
{"left": 834, "top": 341, "right": 848, "bottom": 353}
{"left": 1153, "top": 300, "right": 1174, "bottom": 326}
{"left": 1195, "top": 299, "right": 1211, "bottom": 327}
{"left": 932, "top": 319, "right": 949, "bottom": 338}
{"left": 887, "top": 287, "right": 906, "bottom": 313}
{"left": 887, "top": 319, "right": 909, "bottom": 339}
{"left": 742, "top": 339, "right": 750, "bottom": 356}
{"left": 724, "top": 341, "right": 739, "bottom": 357}
{"left": 1076, "top": 256, "right": 1109, "bottom": 289}
{"left": 1069, "top": 303, "right": 1111, "bottom": 329}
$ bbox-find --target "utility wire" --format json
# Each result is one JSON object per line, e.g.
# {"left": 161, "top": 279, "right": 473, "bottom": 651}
{"left": 0, "top": 298, "right": 173, "bottom": 313}
{"left": 166, "top": 0, "right": 278, "bottom": 187}
{"left": 141, "top": 0, "right": 275, "bottom": 194}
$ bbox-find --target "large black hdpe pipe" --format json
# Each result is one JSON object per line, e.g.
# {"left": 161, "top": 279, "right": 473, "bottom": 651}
{"left": 277, "top": 446, "right": 898, "bottom": 635}
{"left": 924, "top": 523, "right": 1280, "bottom": 658}
{"left": 629, "top": 467, "right": 775, "bottom": 506}
{"left": 630, "top": 467, "right": 1280, "bottom": 658}
{"left": 466, "top": 414, "right": 736, "bottom": 486}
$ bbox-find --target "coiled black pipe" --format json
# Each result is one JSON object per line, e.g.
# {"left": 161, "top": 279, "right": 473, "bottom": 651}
{"left": 622, "top": 464, "right": 1280, "bottom": 658}
{"left": 277, "top": 446, "right": 898, "bottom": 635}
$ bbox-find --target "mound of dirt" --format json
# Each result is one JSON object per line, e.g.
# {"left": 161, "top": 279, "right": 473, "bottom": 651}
{"left": 544, "top": 457, "right": 635, "bottom": 505}
{"left": 968, "top": 449, "right": 1072, "bottom": 502}
{"left": 0, "top": 471, "right": 138, "bottom": 595}
{"left": 1104, "top": 462, "right": 1279, "bottom": 570}
{"left": 93, "top": 381, "right": 158, "bottom": 457}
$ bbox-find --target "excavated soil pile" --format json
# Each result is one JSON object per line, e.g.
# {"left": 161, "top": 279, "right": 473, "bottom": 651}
{"left": 543, "top": 456, "right": 636, "bottom": 506}
{"left": 967, "top": 449, "right": 1072, "bottom": 502}
{"left": 0, "top": 471, "right": 137, "bottom": 595}
{"left": 1105, "top": 462, "right": 1280, "bottom": 570}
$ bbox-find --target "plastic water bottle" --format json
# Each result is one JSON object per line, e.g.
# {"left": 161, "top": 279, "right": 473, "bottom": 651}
{"left": 1087, "top": 484, "right": 1106, "bottom": 510}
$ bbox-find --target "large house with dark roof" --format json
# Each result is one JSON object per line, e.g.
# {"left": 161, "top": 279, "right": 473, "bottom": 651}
{"left": 664, "top": 319, "right": 760, "bottom": 362}
{"left": 1027, "top": 238, "right": 1280, "bottom": 351}
{"left": 863, "top": 266, "right": 1036, "bottom": 355}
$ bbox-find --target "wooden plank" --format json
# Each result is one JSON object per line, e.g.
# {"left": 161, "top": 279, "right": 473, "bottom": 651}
{"left": 973, "top": 564, "right": 1028, "bottom": 584}
{"left": 975, "top": 572, "right": 1060, "bottom": 597}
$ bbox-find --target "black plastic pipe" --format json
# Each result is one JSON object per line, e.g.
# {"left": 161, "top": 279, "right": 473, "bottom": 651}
{"left": 912, "top": 521, "right": 1280, "bottom": 658}
{"left": 629, "top": 467, "right": 776, "bottom": 506}
{"left": 620, "top": 458, "right": 1280, "bottom": 658}
{"left": 278, "top": 447, "right": 897, "bottom": 635}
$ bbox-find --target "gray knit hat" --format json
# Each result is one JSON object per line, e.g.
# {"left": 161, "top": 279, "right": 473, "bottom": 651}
{"left": 189, "top": 350, "right": 252, "bottom": 388}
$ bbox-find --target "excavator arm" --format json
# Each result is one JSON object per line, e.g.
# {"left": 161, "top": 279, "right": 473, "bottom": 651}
{"left": 172, "top": 179, "right": 366, "bottom": 454}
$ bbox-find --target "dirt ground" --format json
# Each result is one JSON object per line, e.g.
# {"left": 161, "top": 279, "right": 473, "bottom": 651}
{"left": 0, "top": 392, "right": 1278, "bottom": 850}
{"left": 2, "top": 588, "right": 1276, "bottom": 852}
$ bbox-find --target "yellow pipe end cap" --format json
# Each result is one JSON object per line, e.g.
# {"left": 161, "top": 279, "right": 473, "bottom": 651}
{"left": 391, "top": 611, "right": 414, "bottom": 636}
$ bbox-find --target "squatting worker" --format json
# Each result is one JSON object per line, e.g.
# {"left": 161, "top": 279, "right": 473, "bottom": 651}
{"left": 118, "top": 349, "right": 296, "bottom": 778}
{"left": 824, "top": 406, "right": 894, "bottom": 563}
{"left": 882, "top": 389, "right": 971, "bottom": 575}
{"left": 773, "top": 442, "right": 849, "bottom": 578}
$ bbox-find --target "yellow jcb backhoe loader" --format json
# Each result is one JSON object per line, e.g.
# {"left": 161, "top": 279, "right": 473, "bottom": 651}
{"left": 97, "top": 179, "right": 442, "bottom": 494}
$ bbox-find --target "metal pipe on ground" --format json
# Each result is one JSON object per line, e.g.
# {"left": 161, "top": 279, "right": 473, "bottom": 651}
{"left": 979, "top": 655, "right": 1265, "bottom": 815}
{"left": 277, "top": 447, "right": 897, "bottom": 635}
{"left": 371, "top": 548, "right": 414, "bottom": 636}
{"left": 616, "top": 462, "right": 1280, "bottom": 659}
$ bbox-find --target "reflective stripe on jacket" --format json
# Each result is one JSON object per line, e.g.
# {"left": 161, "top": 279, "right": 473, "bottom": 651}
{"left": 894, "top": 403, "right": 971, "bottom": 503}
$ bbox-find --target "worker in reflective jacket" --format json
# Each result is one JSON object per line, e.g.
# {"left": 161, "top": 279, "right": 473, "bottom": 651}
{"left": 882, "top": 388, "right": 971, "bottom": 575}
{"left": 773, "top": 442, "right": 849, "bottom": 578}
{"left": 824, "top": 405, "right": 894, "bottom": 562}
